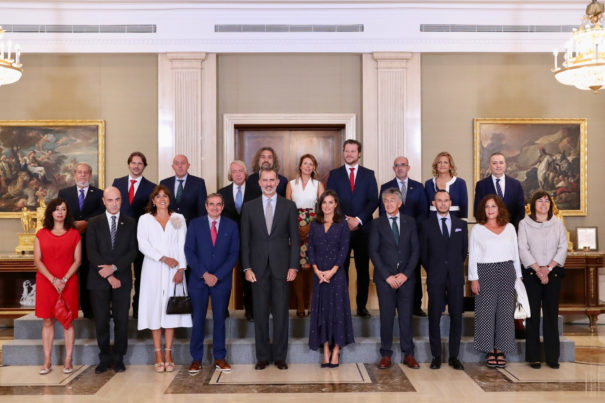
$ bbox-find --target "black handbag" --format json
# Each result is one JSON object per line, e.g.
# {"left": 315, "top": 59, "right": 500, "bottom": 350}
{"left": 166, "top": 278, "right": 192, "bottom": 315}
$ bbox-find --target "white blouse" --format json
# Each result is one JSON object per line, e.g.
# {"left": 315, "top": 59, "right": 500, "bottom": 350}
{"left": 468, "top": 223, "right": 522, "bottom": 281}
{"left": 289, "top": 178, "right": 319, "bottom": 209}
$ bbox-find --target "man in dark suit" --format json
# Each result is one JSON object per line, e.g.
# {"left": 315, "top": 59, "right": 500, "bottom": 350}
{"left": 370, "top": 187, "right": 420, "bottom": 369}
{"left": 245, "top": 147, "right": 288, "bottom": 198}
{"left": 327, "top": 139, "right": 378, "bottom": 317}
{"left": 185, "top": 193, "right": 240, "bottom": 374}
{"left": 86, "top": 186, "right": 138, "bottom": 374}
{"left": 58, "top": 162, "right": 105, "bottom": 318}
{"left": 241, "top": 167, "right": 299, "bottom": 370}
{"left": 218, "top": 160, "right": 256, "bottom": 321}
{"left": 420, "top": 189, "right": 467, "bottom": 370}
{"left": 379, "top": 156, "right": 428, "bottom": 317}
{"left": 159, "top": 154, "right": 207, "bottom": 224}
{"left": 111, "top": 151, "right": 156, "bottom": 317}
{"left": 474, "top": 152, "right": 525, "bottom": 228}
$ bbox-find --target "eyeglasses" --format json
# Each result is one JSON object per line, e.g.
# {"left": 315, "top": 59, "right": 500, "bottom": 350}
{"left": 394, "top": 163, "right": 408, "bottom": 168}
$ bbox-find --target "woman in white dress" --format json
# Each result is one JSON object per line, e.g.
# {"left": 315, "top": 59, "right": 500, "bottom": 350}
{"left": 286, "top": 154, "right": 325, "bottom": 317}
{"left": 137, "top": 184, "right": 192, "bottom": 373}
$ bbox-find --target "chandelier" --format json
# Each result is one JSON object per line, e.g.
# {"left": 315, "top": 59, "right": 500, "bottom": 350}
{"left": 0, "top": 26, "right": 23, "bottom": 86}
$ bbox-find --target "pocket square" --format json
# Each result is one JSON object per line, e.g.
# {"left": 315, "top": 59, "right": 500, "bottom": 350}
{"left": 455, "top": 228, "right": 462, "bottom": 232}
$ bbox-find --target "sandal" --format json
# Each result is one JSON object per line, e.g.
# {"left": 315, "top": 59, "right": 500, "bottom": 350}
{"left": 154, "top": 348, "right": 165, "bottom": 373}
{"left": 496, "top": 352, "right": 507, "bottom": 368}
{"left": 486, "top": 352, "right": 498, "bottom": 368}
{"left": 164, "top": 348, "right": 175, "bottom": 373}
{"left": 39, "top": 366, "right": 52, "bottom": 375}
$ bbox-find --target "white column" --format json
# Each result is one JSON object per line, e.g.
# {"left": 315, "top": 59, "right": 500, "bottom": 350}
{"left": 362, "top": 52, "right": 421, "bottom": 187}
{"left": 158, "top": 53, "right": 217, "bottom": 191}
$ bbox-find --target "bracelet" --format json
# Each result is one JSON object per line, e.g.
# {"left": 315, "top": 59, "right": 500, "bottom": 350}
{"left": 51, "top": 277, "right": 57, "bottom": 285}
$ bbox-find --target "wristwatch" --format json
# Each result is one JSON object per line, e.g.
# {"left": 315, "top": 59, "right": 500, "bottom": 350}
{"left": 62, "top": 277, "right": 68, "bottom": 283}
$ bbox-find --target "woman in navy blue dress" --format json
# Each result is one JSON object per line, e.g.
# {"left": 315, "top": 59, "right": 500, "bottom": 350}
{"left": 425, "top": 151, "right": 468, "bottom": 219}
{"left": 308, "top": 190, "right": 354, "bottom": 367}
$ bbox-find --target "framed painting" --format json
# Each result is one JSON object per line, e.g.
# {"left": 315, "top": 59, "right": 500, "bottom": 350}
{"left": 473, "top": 118, "right": 587, "bottom": 216}
{"left": 0, "top": 120, "right": 105, "bottom": 218}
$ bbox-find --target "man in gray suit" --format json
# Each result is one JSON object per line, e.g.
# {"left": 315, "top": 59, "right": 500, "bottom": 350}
{"left": 241, "top": 167, "right": 300, "bottom": 370}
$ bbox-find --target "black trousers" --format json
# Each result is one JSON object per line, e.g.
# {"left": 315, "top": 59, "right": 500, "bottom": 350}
{"left": 343, "top": 229, "right": 370, "bottom": 311}
{"left": 251, "top": 267, "right": 290, "bottom": 362}
{"left": 523, "top": 268, "right": 563, "bottom": 364}
{"left": 413, "top": 263, "right": 423, "bottom": 312}
{"left": 90, "top": 285, "right": 131, "bottom": 365}
{"left": 376, "top": 277, "right": 415, "bottom": 357}
{"left": 78, "top": 235, "right": 93, "bottom": 317}
{"left": 131, "top": 251, "right": 144, "bottom": 317}
{"left": 427, "top": 282, "right": 463, "bottom": 359}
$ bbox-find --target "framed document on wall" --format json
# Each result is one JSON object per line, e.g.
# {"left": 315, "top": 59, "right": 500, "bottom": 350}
{"left": 0, "top": 120, "right": 105, "bottom": 218}
{"left": 576, "top": 227, "right": 598, "bottom": 251}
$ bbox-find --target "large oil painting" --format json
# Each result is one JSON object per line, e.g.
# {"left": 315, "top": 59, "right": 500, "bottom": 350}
{"left": 474, "top": 118, "right": 587, "bottom": 216}
{"left": 0, "top": 120, "right": 105, "bottom": 218}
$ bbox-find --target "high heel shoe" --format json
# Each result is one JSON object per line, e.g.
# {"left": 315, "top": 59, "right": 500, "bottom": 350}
{"left": 154, "top": 348, "right": 165, "bottom": 373}
{"left": 329, "top": 353, "right": 340, "bottom": 368}
{"left": 164, "top": 348, "right": 175, "bottom": 372}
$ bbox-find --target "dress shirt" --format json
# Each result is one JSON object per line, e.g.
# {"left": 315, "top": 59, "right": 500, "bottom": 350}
{"left": 128, "top": 176, "right": 142, "bottom": 194}
{"left": 468, "top": 223, "right": 522, "bottom": 281}
{"left": 232, "top": 182, "right": 246, "bottom": 200}
{"left": 344, "top": 163, "right": 359, "bottom": 182}
{"left": 491, "top": 174, "right": 506, "bottom": 196}
{"left": 397, "top": 178, "right": 408, "bottom": 193}
{"left": 208, "top": 215, "right": 221, "bottom": 232}
{"left": 173, "top": 174, "right": 188, "bottom": 196}
{"left": 105, "top": 211, "right": 121, "bottom": 228}
{"left": 387, "top": 213, "right": 400, "bottom": 235}
{"left": 77, "top": 185, "right": 89, "bottom": 198}
{"left": 437, "top": 213, "right": 451, "bottom": 236}
{"left": 262, "top": 194, "right": 277, "bottom": 218}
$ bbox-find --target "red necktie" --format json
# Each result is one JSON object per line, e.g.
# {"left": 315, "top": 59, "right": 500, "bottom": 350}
{"left": 211, "top": 220, "right": 217, "bottom": 246}
{"left": 349, "top": 167, "right": 355, "bottom": 192}
{"left": 128, "top": 179, "right": 136, "bottom": 205}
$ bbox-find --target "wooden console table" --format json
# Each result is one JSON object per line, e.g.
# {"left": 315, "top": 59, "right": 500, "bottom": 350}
{"left": 0, "top": 255, "right": 36, "bottom": 318}
{"left": 560, "top": 252, "right": 605, "bottom": 333}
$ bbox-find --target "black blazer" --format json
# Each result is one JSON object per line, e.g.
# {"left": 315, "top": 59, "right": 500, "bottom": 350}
{"left": 159, "top": 174, "right": 207, "bottom": 224}
{"left": 474, "top": 175, "right": 525, "bottom": 228}
{"left": 246, "top": 172, "right": 288, "bottom": 199}
{"left": 369, "top": 214, "right": 419, "bottom": 282}
{"left": 111, "top": 176, "right": 156, "bottom": 220}
{"left": 86, "top": 213, "right": 138, "bottom": 290}
{"left": 240, "top": 195, "right": 300, "bottom": 278}
{"left": 218, "top": 182, "right": 256, "bottom": 226}
{"left": 420, "top": 215, "right": 468, "bottom": 286}
{"left": 378, "top": 178, "right": 428, "bottom": 225}
{"left": 58, "top": 185, "right": 105, "bottom": 221}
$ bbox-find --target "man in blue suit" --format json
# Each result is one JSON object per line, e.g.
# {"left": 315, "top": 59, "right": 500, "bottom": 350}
{"left": 327, "top": 139, "right": 378, "bottom": 318}
{"left": 474, "top": 152, "right": 525, "bottom": 229}
{"left": 111, "top": 151, "right": 156, "bottom": 317}
{"left": 160, "top": 154, "right": 207, "bottom": 224}
{"left": 185, "top": 193, "right": 240, "bottom": 374}
{"left": 420, "top": 190, "right": 467, "bottom": 371}
{"left": 379, "top": 156, "right": 428, "bottom": 317}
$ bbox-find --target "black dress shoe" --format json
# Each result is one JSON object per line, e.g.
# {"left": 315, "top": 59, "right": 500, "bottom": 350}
{"left": 275, "top": 360, "right": 288, "bottom": 370}
{"left": 114, "top": 361, "right": 126, "bottom": 372}
{"left": 356, "top": 308, "right": 371, "bottom": 318}
{"left": 547, "top": 362, "right": 559, "bottom": 369}
{"left": 430, "top": 357, "right": 441, "bottom": 369}
{"left": 254, "top": 361, "right": 268, "bottom": 370}
{"left": 529, "top": 362, "right": 541, "bottom": 369}
{"left": 95, "top": 362, "right": 110, "bottom": 374}
{"left": 413, "top": 309, "right": 427, "bottom": 317}
{"left": 225, "top": 310, "right": 230, "bottom": 318}
{"left": 245, "top": 311, "right": 254, "bottom": 322}
{"left": 448, "top": 357, "right": 464, "bottom": 370}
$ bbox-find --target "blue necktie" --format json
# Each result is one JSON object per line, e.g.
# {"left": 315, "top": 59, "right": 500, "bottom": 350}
{"left": 78, "top": 189, "right": 85, "bottom": 210}
{"left": 235, "top": 186, "right": 243, "bottom": 214}
{"left": 441, "top": 217, "right": 449, "bottom": 239}
{"left": 391, "top": 216, "right": 399, "bottom": 245}
{"left": 495, "top": 178, "right": 504, "bottom": 199}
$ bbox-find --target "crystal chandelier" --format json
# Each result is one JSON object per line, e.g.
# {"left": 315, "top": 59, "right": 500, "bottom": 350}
{"left": 0, "top": 26, "right": 23, "bottom": 86}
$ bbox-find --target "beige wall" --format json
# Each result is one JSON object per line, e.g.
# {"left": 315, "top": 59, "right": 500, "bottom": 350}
{"left": 421, "top": 53, "right": 605, "bottom": 245}
{"left": 217, "top": 53, "right": 362, "bottom": 178}
{"left": 0, "top": 54, "right": 158, "bottom": 253}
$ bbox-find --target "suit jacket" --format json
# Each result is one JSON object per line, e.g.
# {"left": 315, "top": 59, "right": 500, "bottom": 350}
{"left": 419, "top": 215, "right": 468, "bottom": 286}
{"left": 160, "top": 174, "right": 207, "bottom": 224}
{"left": 86, "top": 213, "right": 138, "bottom": 290}
{"left": 58, "top": 185, "right": 105, "bottom": 221}
{"left": 327, "top": 165, "right": 378, "bottom": 229}
{"left": 246, "top": 172, "right": 288, "bottom": 199}
{"left": 240, "top": 195, "right": 300, "bottom": 278}
{"left": 184, "top": 215, "right": 240, "bottom": 289}
{"left": 369, "top": 214, "right": 419, "bottom": 282}
{"left": 112, "top": 176, "right": 156, "bottom": 220}
{"left": 218, "top": 183, "right": 256, "bottom": 226}
{"left": 474, "top": 175, "right": 525, "bottom": 228}
{"left": 379, "top": 178, "right": 427, "bottom": 224}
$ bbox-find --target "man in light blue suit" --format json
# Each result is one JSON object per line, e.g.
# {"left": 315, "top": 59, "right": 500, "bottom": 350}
{"left": 184, "top": 193, "right": 240, "bottom": 374}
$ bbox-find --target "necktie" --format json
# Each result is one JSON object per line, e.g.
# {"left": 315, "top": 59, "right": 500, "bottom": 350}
{"left": 78, "top": 188, "right": 85, "bottom": 211}
{"left": 400, "top": 181, "right": 407, "bottom": 204}
{"left": 495, "top": 178, "right": 504, "bottom": 199}
{"left": 391, "top": 216, "right": 399, "bottom": 245}
{"left": 441, "top": 217, "right": 449, "bottom": 239}
{"left": 110, "top": 215, "right": 117, "bottom": 249}
{"left": 211, "top": 220, "right": 217, "bottom": 246}
{"left": 265, "top": 198, "right": 273, "bottom": 234}
{"left": 349, "top": 168, "right": 355, "bottom": 192}
{"left": 128, "top": 179, "right": 136, "bottom": 205}
{"left": 176, "top": 179, "right": 184, "bottom": 202}
{"left": 235, "top": 186, "right": 243, "bottom": 214}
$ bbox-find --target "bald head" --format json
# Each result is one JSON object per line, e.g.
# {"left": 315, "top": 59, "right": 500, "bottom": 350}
{"left": 172, "top": 154, "right": 190, "bottom": 178}
{"left": 393, "top": 156, "right": 410, "bottom": 180}
{"left": 103, "top": 186, "right": 122, "bottom": 215}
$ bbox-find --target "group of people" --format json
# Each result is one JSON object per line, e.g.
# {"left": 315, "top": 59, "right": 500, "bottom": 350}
{"left": 33, "top": 141, "right": 568, "bottom": 376}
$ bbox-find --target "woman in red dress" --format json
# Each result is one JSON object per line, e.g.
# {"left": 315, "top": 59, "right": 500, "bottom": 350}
{"left": 34, "top": 197, "right": 82, "bottom": 375}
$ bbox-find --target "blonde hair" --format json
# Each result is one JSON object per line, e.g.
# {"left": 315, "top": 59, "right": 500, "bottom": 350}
{"left": 431, "top": 151, "right": 457, "bottom": 177}
{"left": 228, "top": 160, "right": 248, "bottom": 182}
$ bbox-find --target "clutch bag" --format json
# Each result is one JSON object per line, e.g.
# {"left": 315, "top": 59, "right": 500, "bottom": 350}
{"left": 53, "top": 295, "right": 73, "bottom": 330}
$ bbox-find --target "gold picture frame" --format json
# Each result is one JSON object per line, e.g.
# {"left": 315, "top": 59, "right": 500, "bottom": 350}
{"left": 0, "top": 120, "right": 105, "bottom": 218}
{"left": 474, "top": 118, "right": 587, "bottom": 216}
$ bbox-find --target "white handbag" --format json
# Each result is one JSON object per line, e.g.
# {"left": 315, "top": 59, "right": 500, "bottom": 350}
{"left": 514, "top": 277, "right": 531, "bottom": 319}
{"left": 514, "top": 302, "right": 528, "bottom": 320}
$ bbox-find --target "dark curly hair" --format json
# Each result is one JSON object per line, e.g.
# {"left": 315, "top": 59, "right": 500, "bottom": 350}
{"left": 314, "top": 190, "right": 343, "bottom": 224}
{"left": 43, "top": 198, "right": 75, "bottom": 230}
{"left": 145, "top": 184, "right": 174, "bottom": 216}
{"left": 474, "top": 194, "right": 509, "bottom": 226}
{"left": 251, "top": 147, "right": 280, "bottom": 173}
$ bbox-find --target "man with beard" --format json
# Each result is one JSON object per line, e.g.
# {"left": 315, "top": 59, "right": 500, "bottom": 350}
{"left": 245, "top": 147, "right": 288, "bottom": 198}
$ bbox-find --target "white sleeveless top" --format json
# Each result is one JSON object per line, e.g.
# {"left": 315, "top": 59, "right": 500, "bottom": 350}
{"left": 290, "top": 178, "right": 319, "bottom": 209}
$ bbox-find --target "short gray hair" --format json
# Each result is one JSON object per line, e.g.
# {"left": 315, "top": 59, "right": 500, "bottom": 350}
{"left": 381, "top": 187, "right": 402, "bottom": 202}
